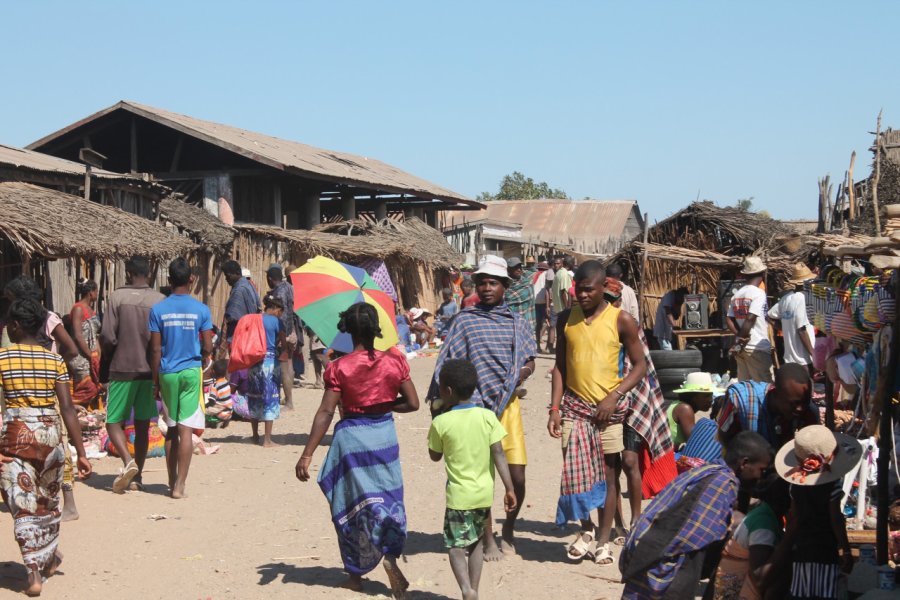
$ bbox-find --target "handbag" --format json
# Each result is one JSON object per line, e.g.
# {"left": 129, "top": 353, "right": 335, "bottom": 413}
{"left": 228, "top": 314, "right": 267, "bottom": 372}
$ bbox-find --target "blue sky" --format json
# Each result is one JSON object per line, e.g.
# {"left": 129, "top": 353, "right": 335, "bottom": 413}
{"left": 2, "top": 1, "right": 898, "bottom": 221}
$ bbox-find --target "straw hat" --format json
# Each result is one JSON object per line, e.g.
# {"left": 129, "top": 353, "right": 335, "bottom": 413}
{"left": 525, "top": 256, "right": 536, "bottom": 265}
{"left": 473, "top": 255, "right": 510, "bottom": 280}
{"left": 775, "top": 424, "right": 862, "bottom": 486}
{"left": 740, "top": 256, "right": 767, "bottom": 276}
{"left": 787, "top": 263, "right": 816, "bottom": 286}
{"left": 672, "top": 372, "right": 727, "bottom": 396}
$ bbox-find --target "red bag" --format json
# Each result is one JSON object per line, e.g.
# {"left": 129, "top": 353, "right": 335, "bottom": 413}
{"left": 228, "top": 314, "right": 266, "bottom": 372}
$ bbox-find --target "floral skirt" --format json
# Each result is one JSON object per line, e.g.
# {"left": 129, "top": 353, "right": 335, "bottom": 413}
{"left": 0, "top": 407, "right": 65, "bottom": 570}
{"left": 247, "top": 353, "right": 281, "bottom": 421}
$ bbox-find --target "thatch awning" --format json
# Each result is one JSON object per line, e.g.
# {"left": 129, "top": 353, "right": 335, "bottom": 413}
{"left": 237, "top": 217, "right": 461, "bottom": 269}
{"left": 0, "top": 181, "right": 195, "bottom": 260}
{"left": 158, "top": 196, "right": 234, "bottom": 253}
{"left": 625, "top": 242, "right": 743, "bottom": 268}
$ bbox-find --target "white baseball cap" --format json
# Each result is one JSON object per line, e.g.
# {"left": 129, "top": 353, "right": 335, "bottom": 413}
{"left": 473, "top": 255, "right": 510, "bottom": 280}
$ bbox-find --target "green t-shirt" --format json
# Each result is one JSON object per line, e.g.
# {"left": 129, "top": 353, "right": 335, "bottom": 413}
{"left": 428, "top": 404, "right": 507, "bottom": 510}
{"left": 552, "top": 268, "right": 573, "bottom": 313}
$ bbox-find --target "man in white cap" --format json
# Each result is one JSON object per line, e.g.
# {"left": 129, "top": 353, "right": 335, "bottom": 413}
{"left": 727, "top": 257, "right": 773, "bottom": 383}
{"left": 429, "top": 254, "right": 537, "bottom": 560}
{"left": 767, "top": 263, "right": 816, "bottom": 373}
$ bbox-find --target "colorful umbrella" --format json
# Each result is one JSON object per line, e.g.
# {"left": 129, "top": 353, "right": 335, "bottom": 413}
{"left": 291, "top": 256, "right": 399, "bottom": 353}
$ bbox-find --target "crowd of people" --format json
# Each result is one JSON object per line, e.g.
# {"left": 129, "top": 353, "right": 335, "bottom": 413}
{"left": 0, "top": 249, "right": 869, "bottom": 599}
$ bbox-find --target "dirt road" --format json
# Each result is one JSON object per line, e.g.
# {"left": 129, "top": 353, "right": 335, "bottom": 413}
{"left": 0, "top": 355, "right": 629, "bottom": 599}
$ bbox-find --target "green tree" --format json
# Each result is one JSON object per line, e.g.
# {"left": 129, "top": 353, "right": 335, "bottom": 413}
{"left": 734, "top": 197, "right": 754, "bottom": 211}
{"left": 478, "top": 171, "right": 568, "bottom": 201}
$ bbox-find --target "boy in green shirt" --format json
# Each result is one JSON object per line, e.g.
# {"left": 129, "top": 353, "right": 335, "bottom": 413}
{"left": 429, "top": 359, "right": 517, "bottom": 600}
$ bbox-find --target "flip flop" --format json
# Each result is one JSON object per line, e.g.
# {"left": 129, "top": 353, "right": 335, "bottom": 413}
{"left": 112, "top": 460, "right": 139, "bottom": 494}
{"left": 566, "top": 531, "right": 594, "bottom": 561}
{"left": 591, "top": 542, "right": 615, "bottom": 565}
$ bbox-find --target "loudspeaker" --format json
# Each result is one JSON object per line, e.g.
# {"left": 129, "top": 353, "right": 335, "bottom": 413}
{"left": 684, "top": 294, "right": 709, "bottom": 330}
{"left": 717, "top": 279, "right": 746, "bottom": 329}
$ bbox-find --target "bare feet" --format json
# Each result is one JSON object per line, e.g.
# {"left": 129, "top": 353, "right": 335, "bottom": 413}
{"left": 341, "top": 574, "right": 363, "bottom": 592}
{"left": 283, "top": 404, "right": 295, "bottom": 412}
{"left": 43, "top": 551, "right": 63, "bottom": 578}
{"left": 262, "top": 440, "right": 280, "bottom": 448}
{"left": 61, "top": 490, "right": 79, "bottom": 522}
{"left": 483, "top": 534, "right": 503, "bottom": 562}
{"left": 462, "top": 591, "right": 478, "bottom": 600}
{"left": 500, "top": 523, "right": 517, "bottom": 556}
{"left": 170, "top": 484, "right": 187, "bottom": 499}
{"left": 24, "top": 567, "right": 41, "bottom": 597}
{"left": 383, "top": 556, "right": 409, "bottom": 599}
{"left": 250, "top": 435, "right": 261, "bottom": 445}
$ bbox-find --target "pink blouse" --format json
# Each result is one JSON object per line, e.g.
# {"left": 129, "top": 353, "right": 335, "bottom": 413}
{"left": 324, "top": 348, "right": 410, "bottom": 414}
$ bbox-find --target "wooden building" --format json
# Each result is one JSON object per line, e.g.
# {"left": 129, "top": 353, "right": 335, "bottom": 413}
{"left": 27, "top": 101, "right": 482, "bottom": 229}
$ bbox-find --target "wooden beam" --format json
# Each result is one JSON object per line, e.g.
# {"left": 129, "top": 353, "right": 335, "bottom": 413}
{"left": 873, "top": 110, "right": 883, "bottom": 234}
{"left": 848, "top": 151, "right": 857, "bottom": 220}
{"left": 170, "top": 135, "right": 184, "bottom": 172}
{"left": 130, "top": 117, "right": 138, "bottom": 173}
{"left": 636, "top": 212, "right": 650, "bottom": 321}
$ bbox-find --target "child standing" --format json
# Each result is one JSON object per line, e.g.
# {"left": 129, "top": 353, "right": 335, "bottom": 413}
{"left": 428, "top": 359, "right": 517, "bottom": 600}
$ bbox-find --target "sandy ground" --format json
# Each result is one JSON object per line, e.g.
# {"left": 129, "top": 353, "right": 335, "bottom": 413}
{"left": 0, "top": 354, "right": 632, "bottom": 599}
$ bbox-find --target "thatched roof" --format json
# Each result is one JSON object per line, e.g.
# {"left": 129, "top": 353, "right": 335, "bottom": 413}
{"left": 651, "top": 201, "right": 792, "bottom": 254}
{"left": 0, "top": 182, "right": 195, "bottom": 260}
{"left": 237, "top": 217, "right": 461, "bottom": 268}
{"left": 158, "top": 196, "right": 234, "bottom": 253}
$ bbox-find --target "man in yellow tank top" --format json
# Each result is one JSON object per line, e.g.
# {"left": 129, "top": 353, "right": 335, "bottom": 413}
{"left": 548, "top": 261, "right": 647, "bottom": 567}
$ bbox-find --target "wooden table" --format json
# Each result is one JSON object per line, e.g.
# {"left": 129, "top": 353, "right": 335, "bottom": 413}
{"left": 672, "top": 329, "right": 735, "bottom": 350}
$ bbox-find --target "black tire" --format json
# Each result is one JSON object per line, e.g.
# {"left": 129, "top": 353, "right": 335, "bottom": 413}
{"left": 650, "top": 348, "right": 703, "bottom": 369}
{"left": 656, "top": 367, "right": 701, "bottom": 387}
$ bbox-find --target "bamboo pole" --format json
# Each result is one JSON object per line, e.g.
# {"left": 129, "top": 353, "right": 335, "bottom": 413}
{"left": 636, "top": 212, "right": 650, "bottom": 326}
{"left": 873, "top": 110, "right": 883, "bottom": 235}
{"left": 848, "top": 151, "right": 857, "bottom": 220}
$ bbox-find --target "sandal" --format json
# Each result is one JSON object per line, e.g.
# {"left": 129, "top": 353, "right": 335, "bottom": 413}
{"left": 566, "top": 530, "right": 594, "bottom": 561}
{"left": 112, "top": 460, "right": 139, "bottom": 494}
{"left": 591, "top": 542, "right": 615, "bottom": 565}
{"left": 611, "top": 526, "right": 629, "bottom": 546}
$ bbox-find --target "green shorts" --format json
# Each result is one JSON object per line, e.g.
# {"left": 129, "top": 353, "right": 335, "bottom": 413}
{"left": 106, "top": 380, "right": 157, "bottom": 424}
{"left": 159, "top": 368, "right": 205, "bottom": 430}
{"left": 443, "top": 508, "right": 490, "bottom": 549}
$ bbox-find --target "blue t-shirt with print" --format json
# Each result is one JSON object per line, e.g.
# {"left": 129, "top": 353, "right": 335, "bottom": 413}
{"left": 148, "top": 294, "right": 213, "bottom": 374}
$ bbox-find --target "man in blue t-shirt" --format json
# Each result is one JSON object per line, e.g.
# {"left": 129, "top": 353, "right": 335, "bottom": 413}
{"left": 150, "top": 257, "right": 213, "bottom": 500}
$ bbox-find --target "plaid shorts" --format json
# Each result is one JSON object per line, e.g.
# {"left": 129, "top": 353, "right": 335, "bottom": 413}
{"left": 443, "top": 508, "right": 490, "bottom": 548}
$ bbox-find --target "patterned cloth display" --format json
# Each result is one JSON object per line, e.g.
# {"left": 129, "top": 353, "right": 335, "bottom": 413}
{"left": 357, "top": 259, "right": 398, "bottom": 303}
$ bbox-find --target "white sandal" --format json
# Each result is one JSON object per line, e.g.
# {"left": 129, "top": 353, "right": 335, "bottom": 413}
{"left": 591, "top": 542, "right": 615, "bottom": 565}
{"left": 566, "top": 531, "right": 594, "bottom": 561}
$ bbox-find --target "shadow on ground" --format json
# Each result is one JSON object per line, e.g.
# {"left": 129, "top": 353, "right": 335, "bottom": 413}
{"left": 79, "top": 473, "right": 169, "bottom": 496}
{"left": 256, "top": 563, "right": 453, "bottom": 599}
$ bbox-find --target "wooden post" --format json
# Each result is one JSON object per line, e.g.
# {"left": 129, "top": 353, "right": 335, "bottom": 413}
{"left": 341, "top": 189, "right": 356, "bottom": 221}
{"left": 130, "top": 118, "right": 138, "bottom": 173}
{"left": 876, "top": 267, "right": 900, "bottom": 563}
{"left": 374, "top": 194, "right": 387, "bottom": 221}
{"left": 848, "top": 151, "right": 857, "bottom": 220}
{"left": 636, "top": 212, "right": 650, "bottom": 327}
{"left": 303, "top": 188, "right": 321, "bottom": 229}
{"left": 873, "top": 110, "right": 884, "bottom": 235}
{"left": 83, "top": 165, "right": 92, "bottom": 200}
{"left": 817, "top": 175, "right": 831, "bottom": 233}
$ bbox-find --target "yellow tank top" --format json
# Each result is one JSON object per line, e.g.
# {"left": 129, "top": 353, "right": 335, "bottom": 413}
{"left": 565, "top": 304, "right": 623, "bottom": 403}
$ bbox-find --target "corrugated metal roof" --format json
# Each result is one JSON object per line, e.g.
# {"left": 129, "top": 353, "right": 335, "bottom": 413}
{"left": 442, "top": 199, "right": 641, "bottom": 253}
{"left": 0, "top": 143, "right": 151, "bottom": 183}
{"left": 28, "top": 101, "right": 479, "bottom": 207}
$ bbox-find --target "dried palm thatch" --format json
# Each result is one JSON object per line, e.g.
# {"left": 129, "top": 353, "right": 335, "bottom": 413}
{"left": 0, "top": 181, "right": 195, "bottom": 260}
{"left": 158, "top": 196, "right": 235, "bottom": 253}
{"left": 238, "top": 217, "right": 461, "bottom": 268}
{"left": 651, "top": 201, "right": 792, "bottom": 255}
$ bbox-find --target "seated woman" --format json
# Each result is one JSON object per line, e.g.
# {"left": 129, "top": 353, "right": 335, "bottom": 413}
{"left": 713, "top": 473, "right": 789, "bottom": 600}
{"left": 408, "top": 308, "right": 436, "bottom": 347}
{"left": 669, "top": 372, "right": 724, "bottom": 449}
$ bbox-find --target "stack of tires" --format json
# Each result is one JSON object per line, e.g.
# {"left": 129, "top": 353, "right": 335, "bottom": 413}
{"left": 650, "top": 348, "right": 704, "bottom": 402}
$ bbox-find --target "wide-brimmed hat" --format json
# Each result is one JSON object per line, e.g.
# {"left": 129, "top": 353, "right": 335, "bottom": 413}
{"left": 473, "top": 255, "right": 510, "bottom": 280}
{"left": 525, "top": 256, "right": 536, "bottom": 265}
{"left": 672, "top": 372, "right": 727, "bottom": 396}
{"left": 741, "top": 256, "right": 766, "bottom": 275}
{"left": 787, "top": 263, "right": 816, "bottom": 286}
{"left": 537, "top": 261, "right": 550, "bottom": 271}
{"left": 775, "top": 424, "right": 862, "bottom": 486}
{"left": 409, "top": 307, "right": 431, "bottom": 320}
{"left": 740, "top": 256, "right": 767, "bottom": 276}
{"left": 507, "top": 257, "right": 523, "bottom": 269}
